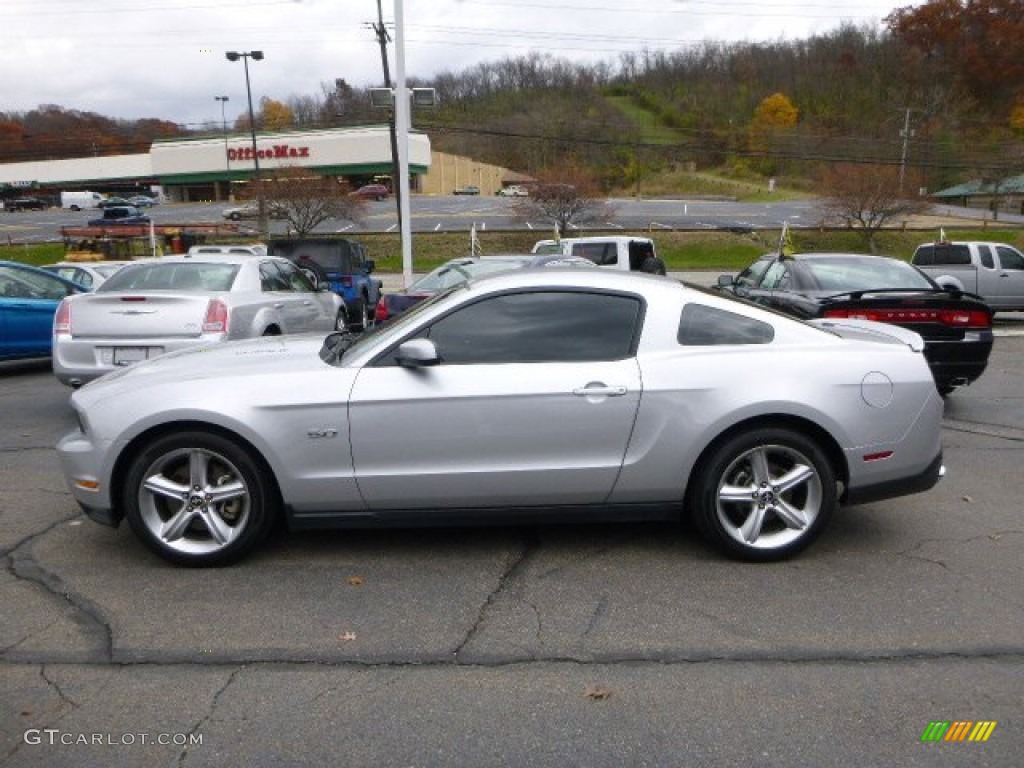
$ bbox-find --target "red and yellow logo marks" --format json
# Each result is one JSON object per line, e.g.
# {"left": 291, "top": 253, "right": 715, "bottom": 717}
{"left": 921, "top": 721, "right": 997, "bottom": 742}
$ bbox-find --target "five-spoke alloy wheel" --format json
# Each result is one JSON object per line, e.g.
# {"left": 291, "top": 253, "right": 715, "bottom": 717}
{"left": 692, "top": 427, "right": 836, "bottom": 561}
{"left": 123, "top": 431, "right": 278, "bottom": 566}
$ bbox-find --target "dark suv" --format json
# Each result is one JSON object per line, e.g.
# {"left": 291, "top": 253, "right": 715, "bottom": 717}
{"left": 270, "top": 238, "right": 382, "bottom": 330}
{"left": 5, "top": 197, "right": 48, "bottom": 212}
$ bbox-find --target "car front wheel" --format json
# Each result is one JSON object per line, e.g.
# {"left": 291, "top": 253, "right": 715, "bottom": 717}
{"left": 122, "top": 431, "right": 278, "bottom": 566}
{"left": 691, "top": 427, "right": 836, "bottom": 561}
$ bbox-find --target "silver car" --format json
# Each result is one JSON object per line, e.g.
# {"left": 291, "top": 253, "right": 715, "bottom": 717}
{"left": 57, "top": 269, "right": 944, "bottom": 566}
{"left": 43, "top": 261, "right": 133, "bottom": 291}
{"left": 52, "top": 253, "right": 347, "bottom": 387}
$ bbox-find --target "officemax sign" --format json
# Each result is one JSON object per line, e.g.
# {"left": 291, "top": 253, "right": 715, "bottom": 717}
{"left": 227, "top": 144, "right": 310, "bottom": 161}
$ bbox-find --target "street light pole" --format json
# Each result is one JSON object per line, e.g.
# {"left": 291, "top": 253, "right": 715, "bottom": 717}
{"left": 215, "top": 96, "right": 230, "bottom": 199}
{"left": 225, "top": 51, "right": 266, "bottom": 237}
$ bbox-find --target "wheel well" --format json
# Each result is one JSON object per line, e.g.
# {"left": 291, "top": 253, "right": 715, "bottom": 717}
{"left": 262, "top": 325, "right": 282, "bottom": 336}
{"left": 110, "top": 421, "right": 283, "bottom": 520}
{"left": 684, "top": 414, "right": 849, "bottom": 509}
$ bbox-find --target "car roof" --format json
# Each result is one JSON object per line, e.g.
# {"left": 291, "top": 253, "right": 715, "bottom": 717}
{"left": 154, "top": 253, "right": 282, "bottom": 265}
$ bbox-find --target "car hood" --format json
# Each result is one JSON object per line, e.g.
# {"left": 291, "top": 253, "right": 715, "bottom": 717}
{"left": 72, "top": 333, "right": 333, "bottom": 405}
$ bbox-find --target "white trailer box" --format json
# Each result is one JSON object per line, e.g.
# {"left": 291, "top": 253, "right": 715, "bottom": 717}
{"left": 61, "top": 191, "right": 105, "bottom": 210}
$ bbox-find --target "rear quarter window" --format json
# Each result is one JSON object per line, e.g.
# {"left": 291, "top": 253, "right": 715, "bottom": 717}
{"left": 678, "top": 304, "right": 774, "bottom": 346}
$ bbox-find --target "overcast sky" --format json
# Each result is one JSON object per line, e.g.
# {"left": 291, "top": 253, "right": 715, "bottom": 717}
{"left": 2, "top": 0, "right": 917, "bottom": 129}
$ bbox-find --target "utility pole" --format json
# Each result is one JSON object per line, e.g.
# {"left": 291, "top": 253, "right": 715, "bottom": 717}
{"left": 371, "top": 0, "right": 403, "bottom": 232}
{"left": 898, "top": 107, "right": 915, "bottom": 195}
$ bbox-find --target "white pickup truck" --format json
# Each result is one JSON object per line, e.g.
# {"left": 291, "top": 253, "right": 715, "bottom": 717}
{"left": 911, "top": 241, "right": 1024, "bottom": 312}
{"left": 531, "top": 236, "right": 666, "bottom": 274}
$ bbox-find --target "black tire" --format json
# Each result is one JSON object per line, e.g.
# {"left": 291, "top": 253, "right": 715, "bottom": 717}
{"left": 334, "top": 307, "right": 349, "bottom": 332}
{"left": 351, "top": 297, "right": 370, "bottom": 332}
{"left": 640, "top": 257, "right": 667, "bottom": 276}
{"left": 122, "top": 431, "right": 279, "bottom": 566}
{"left": 690, "top": 427, "right": 836, "bottom": 561}
{"left": 228, "top": 212, "right": 241, "bottom": 221}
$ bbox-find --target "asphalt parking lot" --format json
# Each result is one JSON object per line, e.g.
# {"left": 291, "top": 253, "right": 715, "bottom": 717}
{"left": 0, "top": 330, "right": 1021, "bottom": 767}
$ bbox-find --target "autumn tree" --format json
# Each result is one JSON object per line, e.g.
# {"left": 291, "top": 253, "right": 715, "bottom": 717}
{"left": 748, "top": 92, "right": 799, "bottom": 175}
{"left": 512, "top": 166, "right": 615, "bottom": 235}
{"left": 887, "top": 0, "right": 1024, "bottom": 115}
{"left": 818, "top": 163, "right": 929, "bottom": 252}
{"left": 251, "top": 167, "right": 366, "bottom": 238}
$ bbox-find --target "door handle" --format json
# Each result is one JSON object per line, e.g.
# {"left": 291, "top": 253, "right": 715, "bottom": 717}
{"left": 573, "top": 384, "right": 627, "bottom": 397}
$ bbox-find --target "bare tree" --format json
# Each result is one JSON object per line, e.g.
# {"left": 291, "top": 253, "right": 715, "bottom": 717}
{"left": 818, "top": 163, "right": 929, "bottom": 253}
{"left": 513, "top": 168, "right": 615, "bottom": 235}
{"left": 250, "top": 166, "right": 366, "bottom": 238}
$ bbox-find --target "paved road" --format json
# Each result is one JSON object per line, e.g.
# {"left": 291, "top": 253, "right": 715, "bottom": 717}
{"left": 4, "top": 198, "right": 1021, "bottom": 243}
{"left": 1, "top": 339, "right": 1021, "bottom": 767}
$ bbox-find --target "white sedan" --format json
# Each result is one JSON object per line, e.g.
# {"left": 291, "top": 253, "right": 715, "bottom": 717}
{"left": 52, "top": 253, "right": 347, "bottom": 387}
{"left": 57, "top": 269, "right": 944, "bottom": 566}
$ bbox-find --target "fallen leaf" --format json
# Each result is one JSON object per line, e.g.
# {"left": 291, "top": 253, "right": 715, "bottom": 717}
{"left": 583, "top": 684, "right": 612, "bottom": 700}
{"left": 338, "top": 631, "right": 357, "bottom": 642}
{"left": 962, "top": 495, "right": 973, "bottom": 503}
{"left": 347, "top": 576, "right": 364, "bottom": 586}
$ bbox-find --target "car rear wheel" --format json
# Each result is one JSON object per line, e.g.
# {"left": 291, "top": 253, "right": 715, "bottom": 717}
{"left": 691, "top": 427, "right": 836, "bottom": 561}
{"left": 351, "top": 297, "right": 370, "bottom": 331}
{"left": 335, "top": 307, "right": 349, "bottom": 332}
{"left": 122, "top": 431, "right": 278, "bottom": 566}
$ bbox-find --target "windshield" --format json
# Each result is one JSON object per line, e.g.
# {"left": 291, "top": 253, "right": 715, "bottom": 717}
{"left": 409, "top": 259, "right": 529, "bottom": 293}
{"left": 98, "top": 263, "right": 240, "bottom": 292}
{"left": 802, "top": 257, "right": 935, "bottom": 292}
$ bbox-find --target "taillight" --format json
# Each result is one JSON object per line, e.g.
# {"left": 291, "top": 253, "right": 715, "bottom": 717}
{"left": 823, "top": 307, "right": 991, "bottom": 328}
{"left": 202, "top": 299, "right": 229, "bottom": 333}
{"left": 375, "top": 301, "right": 389, "bottom": 322}
{"left": 341, "top": 276, "right": 353, "bottom": 287}
{"left": 54, "top": 300, "right": 72, "bottom": 335}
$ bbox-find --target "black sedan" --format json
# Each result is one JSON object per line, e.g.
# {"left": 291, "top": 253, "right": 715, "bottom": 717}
{"left": 716, "top": 252, "right": 993, "bottom": 395}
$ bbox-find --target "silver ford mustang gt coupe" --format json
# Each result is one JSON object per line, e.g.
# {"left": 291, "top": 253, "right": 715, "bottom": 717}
{"left": 57, "top": 269, "right": 944, "bottom": 566}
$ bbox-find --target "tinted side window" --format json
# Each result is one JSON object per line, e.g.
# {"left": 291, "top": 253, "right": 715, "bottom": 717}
{"left": 423, "top": 291, "right": 642, "bottom": 364}
{"left": 277, "top": 261, "right": 315, "bottom": 292}
{"left": 977, "top": 245, "right": 995, "bottom": 269}
{"left": 735, "top": 259, "right": 772, "bottom": 287}
{"left": 996, "top": 246, "right": 1024, "bottom": 271}
{"left": 760, "top": 261, "right": 790, "bottom": 290}
{"left": 572, "top": 243, "right": 617, "bottom": 266}
{"left": 678, "top": 304, "right": 774, "bottom": 346}
{"left": 260, "top": 262, "right": 290, "bottom": 292}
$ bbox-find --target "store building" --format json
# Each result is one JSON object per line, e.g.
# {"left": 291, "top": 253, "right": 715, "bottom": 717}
{"left": 0, "top": 125, "right": 431, "bottom": 203}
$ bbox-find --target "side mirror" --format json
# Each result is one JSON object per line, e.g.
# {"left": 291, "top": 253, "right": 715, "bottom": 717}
{"left": 394, "top": 338, "right": 440, "bottom": 368}
{"left": 716, "top": 274, "right": 735, "bottom": 287}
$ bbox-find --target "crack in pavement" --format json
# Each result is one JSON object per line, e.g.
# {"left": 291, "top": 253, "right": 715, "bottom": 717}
{"left": 4, "top": 515, "right": 113, "bottom": 663}
{"left": 452, "top": 529, "right": 540, "bottom": 661}
{"left": 178, "top": 665, "right": 243, "bottom": 768}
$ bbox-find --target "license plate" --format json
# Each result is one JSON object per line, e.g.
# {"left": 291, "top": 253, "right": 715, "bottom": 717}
{"left": 113, "top": 347, "right": 154, "bottom": 366}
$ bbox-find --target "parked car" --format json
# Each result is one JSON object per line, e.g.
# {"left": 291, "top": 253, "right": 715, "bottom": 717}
{"left": 42, "top": 261, "right": 133, "bottom": 291}
{"left": 87, "top": 206, "right": 151, "bottom": 226}
{"left": 532, "top": 236, "right": 666, "bottom": 275}
{"left": 221, "top": 202, "right": 287, "bottom": 221}
{"left": 0, "top": 261, "right": 86, "bottom": 360}
{"left": 497, "top": 185, "right": 529, "bottom": 197}
{"left": 452, "top": 185, "right": 481, "bottom": 195}
{"left": 270, "top": 238, "right": 381, "bottom": 331}
{"left": 4, "top": 197, "right": 48, "bottom": 212}
{"left": 715, "top": 252, "right": 994, "bottom": 395}
{"left": 128, "top": 195, "right": 158, "bottom": 208}
{"left": 56, "top": 268, "right": 945, "bottom": 567}
{"left": 51, "top": 253, "right": 346, "bottom": 387}
{"left": 97, "top": 197, "right": 132, "bottom": 209}
{"left": 374, "top": 254, "right": 596, "bottom": 324}
{"left": 911, "top": 240, "right": 1024, "bottom": 312}
{"left": 351, "top": 184, "right": 390, "bottom": 201}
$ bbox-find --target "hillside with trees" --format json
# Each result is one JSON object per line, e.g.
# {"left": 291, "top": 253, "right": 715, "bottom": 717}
{"left": 1, "top": 0, "right": 1021, "bottom": 197}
